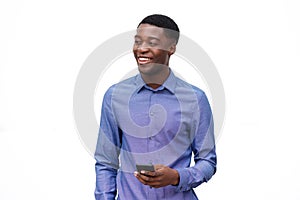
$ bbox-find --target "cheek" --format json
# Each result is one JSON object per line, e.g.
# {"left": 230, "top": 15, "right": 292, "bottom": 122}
{"left": 153, "top": 50, "right": 168, "bottom": 61}
{"left": 133, "top": 49, "right": 138, "bottom": 57}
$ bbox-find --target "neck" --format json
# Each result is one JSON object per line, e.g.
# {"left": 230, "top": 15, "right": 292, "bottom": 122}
{"left": 142, "top": 67, "right": 170, "bottom": 89}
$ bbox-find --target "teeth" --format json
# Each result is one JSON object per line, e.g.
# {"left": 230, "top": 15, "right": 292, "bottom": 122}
{"left": 138, "top": 57, "right": 150, "bottom": 61}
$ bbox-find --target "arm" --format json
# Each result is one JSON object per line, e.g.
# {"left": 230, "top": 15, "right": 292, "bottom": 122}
{"left": 175, "top": 92, "right": 217, "bottom": 192}
{"left": 94, "top": 87, "right": 121, "bottom": 200}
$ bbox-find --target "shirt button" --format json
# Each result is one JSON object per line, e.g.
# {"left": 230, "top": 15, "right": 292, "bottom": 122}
{"left": 150, "top": 112, "right": 154, "bottom": 116}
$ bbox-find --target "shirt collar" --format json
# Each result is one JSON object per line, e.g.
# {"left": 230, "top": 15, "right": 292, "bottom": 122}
{"left": 135, "top": 69, "right": 177, "bottom": 94}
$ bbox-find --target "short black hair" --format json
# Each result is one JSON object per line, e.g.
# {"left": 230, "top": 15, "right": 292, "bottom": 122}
{"left": 138, "top": 14, "right": 180, "bottom": 44}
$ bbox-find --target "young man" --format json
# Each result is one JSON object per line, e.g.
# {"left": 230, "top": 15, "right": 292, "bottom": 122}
{"left": 94, "top": 14, "right": 216, "bottom": 200}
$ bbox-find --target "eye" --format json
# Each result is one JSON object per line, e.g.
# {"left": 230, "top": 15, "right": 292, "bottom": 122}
{"left": 148, "top": 38, "right": 159, "bottom": 47}
{"left": 134, "top": 40, "right": 142, "bottom": 45}
{"left": 148, "top": 41, "right": 157, "bottom": 47}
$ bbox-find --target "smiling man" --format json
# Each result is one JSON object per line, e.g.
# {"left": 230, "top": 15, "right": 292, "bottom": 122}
{"left": 94, "top": 14, "right": 217, "bottom": 200}
{"left": 133, "top": 22, "right": 176, "bottom": 88}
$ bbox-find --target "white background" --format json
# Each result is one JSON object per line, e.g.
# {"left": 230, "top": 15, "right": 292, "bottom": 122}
{"left": 1, "top": 0, "right": 300, "bottom": 199}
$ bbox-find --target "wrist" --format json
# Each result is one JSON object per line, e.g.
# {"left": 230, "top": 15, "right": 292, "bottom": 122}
{"left": 171, "top": 169, "right": 180, "bottom": 186}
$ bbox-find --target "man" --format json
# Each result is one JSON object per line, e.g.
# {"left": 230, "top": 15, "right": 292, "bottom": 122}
{"left": 94, "top": 14, "right": 216, "bottom": 199}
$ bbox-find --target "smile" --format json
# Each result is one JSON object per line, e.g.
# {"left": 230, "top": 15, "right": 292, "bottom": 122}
{"left": 137, "top": 57, "right": 152, "bottom": 65}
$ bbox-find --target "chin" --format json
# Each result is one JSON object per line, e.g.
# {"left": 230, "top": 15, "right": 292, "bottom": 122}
{"left": 138, "top": 66, "right": 155, "bottom": 75}
{"left": 138, "top": 63, "right": 152, "bottom": 70}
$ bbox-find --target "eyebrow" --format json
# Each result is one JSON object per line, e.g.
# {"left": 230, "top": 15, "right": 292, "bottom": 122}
{"left": 134, "top": 35, "right": 161, "bottom": 41}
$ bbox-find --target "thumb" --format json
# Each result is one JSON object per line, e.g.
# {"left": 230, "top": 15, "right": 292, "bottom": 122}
{"left": 154, "top": 164, "right": 165, "bottom": 170}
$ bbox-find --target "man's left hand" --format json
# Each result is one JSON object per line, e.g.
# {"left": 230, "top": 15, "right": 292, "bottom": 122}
{"left": 134, "top": 164, "right": 180, "bottom": 188}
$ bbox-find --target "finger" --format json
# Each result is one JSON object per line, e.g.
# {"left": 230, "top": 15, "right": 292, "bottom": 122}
{"left": 139, "top": 173, "right": 154, "bottom": 182}
{"left": 135, "top": 173, "right": 164, "bottom": 188}
{"left": 135, "top": 171, "right": 155, "bottom": 183}
{"left": 140, "top": 170, "right": 155, "bottom": 177}
{"left": 154, "top": 164, "right": 165, "bottom": 170}
{"left": 134, "top": 172, "right": 148, "bottom": 185}
{"left": 141, "top": 170, "right": 163, "bottom": 177}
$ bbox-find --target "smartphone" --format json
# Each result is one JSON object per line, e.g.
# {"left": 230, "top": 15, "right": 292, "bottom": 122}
{"left": 136, "top": 164, "right": 155, "bottom": 173}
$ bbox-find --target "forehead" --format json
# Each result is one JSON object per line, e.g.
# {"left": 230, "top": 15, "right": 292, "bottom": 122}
{"left": 135, "top": 24, "right": 167, "bottom": 39}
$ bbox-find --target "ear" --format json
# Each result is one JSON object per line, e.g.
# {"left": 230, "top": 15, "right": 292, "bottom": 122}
{"left": 168, "top": 44, "right": 176, "bottom": 56}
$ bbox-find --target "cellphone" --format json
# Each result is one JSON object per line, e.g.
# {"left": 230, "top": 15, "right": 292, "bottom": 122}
{"left": 136, "top": 164, "right": 155, "bottom": 173}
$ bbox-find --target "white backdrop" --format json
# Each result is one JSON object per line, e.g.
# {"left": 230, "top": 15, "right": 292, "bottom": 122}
{"left": 1, "top": 0, "right": 300, "bottom": 199}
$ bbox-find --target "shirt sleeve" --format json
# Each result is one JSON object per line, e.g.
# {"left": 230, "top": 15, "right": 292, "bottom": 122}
{"left": 175, "top": 91, "right": 217, "bottom": 192}
{"left": 94, "top": 86, "right": 121, "bottom": 200}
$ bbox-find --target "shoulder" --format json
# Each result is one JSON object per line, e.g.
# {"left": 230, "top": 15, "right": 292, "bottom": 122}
{"left": 175, "top": 76, "right": 206, "bottom": 100}
{"left": 103, "top": 75, "right": 138, "bottom": 99}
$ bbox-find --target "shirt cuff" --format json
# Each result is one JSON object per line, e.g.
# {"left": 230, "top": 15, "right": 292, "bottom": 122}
{"left": 174, "top": 168, "right": 191, "bottom": 192}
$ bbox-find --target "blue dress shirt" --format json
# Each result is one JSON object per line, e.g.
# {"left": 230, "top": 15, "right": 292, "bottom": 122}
{"left": 95, "top": 70, "right": 216, "bottom": 200}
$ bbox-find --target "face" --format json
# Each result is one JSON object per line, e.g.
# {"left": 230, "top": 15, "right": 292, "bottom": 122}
{"left": 133, "top": 24, "right": 176, "bottom": 77}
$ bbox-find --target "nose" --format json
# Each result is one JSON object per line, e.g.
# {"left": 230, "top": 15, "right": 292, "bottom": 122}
{"left": 135, "top": 42, "right": 149, "bottom": 53}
